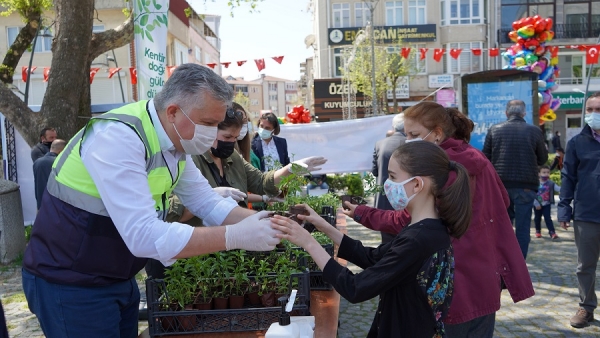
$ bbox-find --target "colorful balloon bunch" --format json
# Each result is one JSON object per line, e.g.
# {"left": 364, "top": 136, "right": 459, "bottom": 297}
{"left": 286, "top": 105, "right": 312, "bottom": 124}
{"left": 503, "top": 15, "right": 560, "bottom": 124}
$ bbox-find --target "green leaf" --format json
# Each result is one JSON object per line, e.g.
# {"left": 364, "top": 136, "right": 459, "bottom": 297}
{"left": 134, "top": 25, "right": 142, "bottom": 34}
{"left": 147, "top": 24, "right": 154, "bottom": 32}
{"left": 145, "top": 0, "right": 151, "bottom": 6}
{"left": 146, "top": 30, "right": 154, "bottom": 42}
{"left": 157, "top": 15, "right": 164, "bottom": 24}
{"left": 140, "top": 14, "right": 148, "bottom": 26}
{"left": 162, "top": 14, "right": 168, "bottom": 24}
{"left": 155, "top": 3, "right": 162, "bottom": 10}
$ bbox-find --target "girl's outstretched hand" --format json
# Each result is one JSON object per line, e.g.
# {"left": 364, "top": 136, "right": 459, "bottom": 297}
{"left": 271, "top": 215, "right": 314, "bottom": 249}
{"left": 295, "top": 204, "right": 330, "bottom": 232}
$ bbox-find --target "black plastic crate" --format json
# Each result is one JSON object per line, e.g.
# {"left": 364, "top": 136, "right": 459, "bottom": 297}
{"left": 306, "top": 244, "right": 334, "bottom": 291}
{"left": 146, "top": 272, "right": 310, "bottom": 336}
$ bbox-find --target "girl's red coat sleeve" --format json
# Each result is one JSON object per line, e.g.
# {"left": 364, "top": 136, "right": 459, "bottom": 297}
{"left": 353, "top": 205, "right": 411, "bottom": 234}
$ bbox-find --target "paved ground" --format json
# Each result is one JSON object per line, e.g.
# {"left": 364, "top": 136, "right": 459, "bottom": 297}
{"left": 1, "top": 206, "right": 600, "bottom": 337}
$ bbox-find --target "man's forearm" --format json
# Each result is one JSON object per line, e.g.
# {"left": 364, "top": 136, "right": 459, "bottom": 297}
{"left": 175, "top": 226, "right": 226, "bottom": 258}
{"left": 222, "top": 206, "right": 256, "bottom": 225}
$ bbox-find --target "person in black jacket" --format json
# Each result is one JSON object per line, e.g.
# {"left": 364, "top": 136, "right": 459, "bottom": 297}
{"left": 559, "top": 92, "right": 600, "bottom": 329}
{"left": 33, "top": 139, "right": 66, "bottom": 209}
{"left": 482, "top": 99, "right": 548, "bottom": 259}
{"left": 372, "top": 113, "right": 406, "bottom": 243}
{"left": 551, "top": 130, "right": 562, "bottom": 152}
{"left": 30, "top": 127, "right": 57, "bottom": 162}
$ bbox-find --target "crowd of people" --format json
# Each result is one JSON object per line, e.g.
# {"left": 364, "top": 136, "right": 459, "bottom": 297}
{"left": 7, "top": 62, "right": 600, "bottom": 337}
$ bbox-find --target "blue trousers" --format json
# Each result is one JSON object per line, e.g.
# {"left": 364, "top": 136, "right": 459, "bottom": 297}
{"left": 533, "top": 204, "right": 556, "bottom": 235}
{"left": 22, "top": 268, "right": 140, "bottom": 338}
{"left": 506, "top": 188, "right": 536, "bottom": 259}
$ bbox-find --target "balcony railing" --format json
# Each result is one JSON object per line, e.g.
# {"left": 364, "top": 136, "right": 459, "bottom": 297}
{"left": 498, "top": 23, "right": 600, "bottom": 44}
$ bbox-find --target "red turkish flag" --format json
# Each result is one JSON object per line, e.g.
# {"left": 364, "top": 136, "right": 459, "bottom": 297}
{"left": 43, "top": 67, "right": 50, "bottom": 82}
{"left": 21, "top": 66, "right": 37, "bottom": 82}
{"left": 401, "top": 47, "right": 411, "bottom": 59}
{"left": 89, "top": 68, "right": 100, "bottom": 84}
{"left": 272, "top": 56, "right": 284, "bottom": 64}
{"left": 586, "top": 45, "right": 600, "bottom": 64}
{"left": 237, "top": 60, "right": 246, "bottom": 66}
{"left": 108, "top": 67, "right": 122, "bottom": 79}
{"left": 419, "top": 48, "right": 428, "bottom": 60}
{"left": 433, "top": 48, "right": 445, "bottom": 62}
{"left": 255, "top": 58, "right": 266, "bottom": 71}
{"left": 449, "top": 48, "right": 462, "bottom": 59}
{"left": 166, "top": 66, "right": 177, "bottom": 78}
{"left": 221, "top": 62, "right": 231, "bottom": 68}
{"left": 489, "top": 48, "right": 499, "bottom": 57}
{"left": 206, "top": 63, "right": 217, "bottom": 69}
{"left": 130, "top": 67, "right": 137, "bottom": 85}
{"left": 471, "top": 48, "right": 482, "bottom": 56}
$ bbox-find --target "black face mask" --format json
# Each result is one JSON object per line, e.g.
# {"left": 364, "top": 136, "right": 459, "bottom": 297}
{"left": 42, "top": 141, "right": 52, "bottom": 147}
{"left": 210, "top": 140, "right": 236, "bottom": 159}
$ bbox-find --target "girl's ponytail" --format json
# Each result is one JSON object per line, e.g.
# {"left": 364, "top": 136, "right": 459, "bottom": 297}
{"left": 437, "top": 161, "right": 472, "bottom": 238}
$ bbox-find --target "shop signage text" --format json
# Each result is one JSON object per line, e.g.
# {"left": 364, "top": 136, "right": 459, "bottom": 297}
{"left": 328, "top": 24, "right": 436, "bottom": 45}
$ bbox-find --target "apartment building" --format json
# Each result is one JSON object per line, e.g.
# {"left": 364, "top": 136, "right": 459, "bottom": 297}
{"left": 310, "top": 0, "right": 489, "bottom": 119}
{"left": 0, "top": 0, "right": 221, "bottom": 105}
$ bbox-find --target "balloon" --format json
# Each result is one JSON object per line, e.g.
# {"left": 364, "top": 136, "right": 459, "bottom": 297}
{"left": 538, "top": 80, "right": 547, "bottom": 90}
{"left": 540, "top": 67, "right": 553, "bottom": 81}
{"left": 541, "top": 91, "right": 552, "bottom": 104}
{"left": 550, "top": 98, "right": 561, "bottom": 111}
{"left": 512, "top": 21, "right": 521, "bottom": 31}
{"left": 508, "top": 31, "right": 519, "bottom": 42}
{"left": 553, "top": 66, "right": 560, "bottom": 77}
{"left": 534, "top": 19, "right": 547, "bottom": 33}
{"left": 525, "top": 53, "right": 538, "bottom": 64}
{"left": 524, "top": 38, "right": 540, "bottom": 50}
{"left": 547, "top": 30, "right": 554, "bottom": 41}
{"left": 518, "top": 25, "right": 535, "bottom": 38}
{"left": 534, "top": 45, "right": 546, "bottom": 56}
{"left": 541, "top": 109, "right": 556, "bottom": 121}
{"left": 538, "top": 92, "right": 543, "bottom": 104}
{"left": 514, "top": 57, "right": 526, "bottom": 67}
{"left": 538, "top": 31, "right": 549, "bottom": 43}
{"left": 540, "top": 103, "right": 550, "bottom": 115}
{"left": 522, "top": 16, "right": 534, "bottom": 27}
{"left": 531, "top": 61, "right": 546, "bottom": 74}
{"left": 550, "top": 56, "right": 559, "bottom": 65}
{"left": 544, "top": 18, "right": 553, "bottom": 30}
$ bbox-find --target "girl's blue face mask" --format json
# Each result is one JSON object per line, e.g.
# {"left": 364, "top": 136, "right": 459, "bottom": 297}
{"left": 383, "top": 176, "right": 421, "bottom": 211}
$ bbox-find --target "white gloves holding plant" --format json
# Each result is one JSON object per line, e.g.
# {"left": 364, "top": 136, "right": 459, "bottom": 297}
{"left": 288, "top": 156, "right": 327, "bottom": 174}
{"left": 225, "top": 211, "right": 282, "bottom": 251}
{"left": 213, "top": 187, "right": 247, "bottom": 202}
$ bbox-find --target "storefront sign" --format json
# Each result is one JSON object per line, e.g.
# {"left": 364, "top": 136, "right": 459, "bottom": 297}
{"left": 386, "top": 76, "right": 409, "bottom": 99}
{"left": 328, "top": 24, "right": 436, "bottom": 45}
{"left": 436, "top": 89, "right": 456, "bottom": 107}
{"left": 313, "top": 78, "right": 369, "bottom": 118}
{"left": 554, "top": 92, "right": 585, "bottom": 110}
{"left": 429, "top": 74, "right": 454, "bottom": 88}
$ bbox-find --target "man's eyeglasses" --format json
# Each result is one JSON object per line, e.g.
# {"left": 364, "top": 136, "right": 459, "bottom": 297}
{"left": 226, "top": 108, "right": 243, "bottom": 120}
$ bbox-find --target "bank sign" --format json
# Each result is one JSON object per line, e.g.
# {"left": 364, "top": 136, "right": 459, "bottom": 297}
{"left": 553, "top": 92, "right": 585, "bottom": 110}
{"left": 328, "top": 24, "right": 436, "bottom": 45}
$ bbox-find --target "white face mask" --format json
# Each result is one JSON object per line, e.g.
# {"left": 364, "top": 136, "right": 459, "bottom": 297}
{"left": 258, "top": 127, "right": 273, "bottom": 140}
{"left": 172, "top": 107, "right": 218, "bottom": 155}
{"left": 585, "top": 112, "right": 600, "bottom": 130}
{"left": 405, "top": 130, "right": 433, "bottom": 143}
{"left": 237, "top": 124, "right": 248, "bottom": 140}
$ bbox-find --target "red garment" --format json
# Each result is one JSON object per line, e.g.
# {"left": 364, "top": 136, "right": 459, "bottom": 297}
{"left": 354, "top": 137, "right": 534, "bottom": 324}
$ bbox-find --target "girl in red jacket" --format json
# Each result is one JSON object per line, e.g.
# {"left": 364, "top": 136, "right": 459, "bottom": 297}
{"left": 344, "top": 102, "right": 534, "bottom": 337}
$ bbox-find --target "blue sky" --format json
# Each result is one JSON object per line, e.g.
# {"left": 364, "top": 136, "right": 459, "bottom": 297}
{"left": 189, "top": 0, "right": 314, "bottom": 81}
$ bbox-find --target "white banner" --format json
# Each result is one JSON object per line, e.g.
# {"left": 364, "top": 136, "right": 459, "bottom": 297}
{"left": 134, "top": 0, "right": 169, "bottom": 100}
{"left": 278, "top": 115, "right": 395, "bottom": 174}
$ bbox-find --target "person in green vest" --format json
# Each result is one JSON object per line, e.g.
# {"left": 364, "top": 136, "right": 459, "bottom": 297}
{"left": 22, "top": 63, "right": 283, "bottom": 338}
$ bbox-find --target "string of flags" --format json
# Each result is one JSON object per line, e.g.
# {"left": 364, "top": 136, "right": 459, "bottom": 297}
{"left": 20, "top": 55, "right": 287, "bottom": 85}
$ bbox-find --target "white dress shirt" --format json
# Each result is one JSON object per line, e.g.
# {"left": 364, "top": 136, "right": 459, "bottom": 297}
{"left": 80, "top": 100, "right": 237, "bottom": 266}
{"left": 261, "top": 138, "right": 281, "bottom": 171}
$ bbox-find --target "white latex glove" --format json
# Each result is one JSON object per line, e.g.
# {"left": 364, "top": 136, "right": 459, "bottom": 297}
{"left": 289, "top": 156, "right": 327, "bottom": 173}
{"left": 213, "top": 187, "right": 247, "bottom": 202}
{"left": 225, "top": 211, "right": 282, "bottom": 251}
{"left": 262, "top": 195, "right": 285, "bottom": 203}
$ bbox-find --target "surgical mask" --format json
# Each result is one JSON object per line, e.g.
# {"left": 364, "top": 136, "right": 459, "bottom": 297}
{"left": 258, "top": 127, "right": 273, "bottom": 140}
{"left": 210, "top": 140, "right": 236, "bottom": 159}
{"left": 585, "top": 112, "right": 600, "bottom": 130}
{"left": 237, "top": 124, "right": 248, "bottom": 140}
{"left": 173, "top": 107, "right": 218, "bottom": 155}
{"left": 384, "top": 177, "right": 421, "bottom": 211}
{"left": 405, "top": 130, "right": 433, "bottom": 143}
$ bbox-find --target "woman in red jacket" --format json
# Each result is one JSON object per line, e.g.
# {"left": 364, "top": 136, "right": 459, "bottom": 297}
{"left": 344, "top": 102, "right": 534, "bottom": 337}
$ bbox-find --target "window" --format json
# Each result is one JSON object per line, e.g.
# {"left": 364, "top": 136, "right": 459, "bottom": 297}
{"left": 408, "top": 1, "right": 426, "bottom": 25}
{"left": 251, "top": 86, "right": 259, "bottom": 93}
{"left": 269, "top": 94, "right": 278, "bottom": 101}
{"left": 412, "top": 43, "right": 427, "bottom": 74}
{"left": 332, "top": 3, "right": 350, "bottom": 28}
{"left": 7, "top": 26, "right": 53, "bottom": 52}
{"left": 251, "top": 99, "right": 259, "bottom": 106}
{"left": 195, "top": 46, "right": 202, "bottom": 61}
{"left": 500, "top": 1, "right": 554, "bottom": 30}
{"left": 386, "top": 1, "right": 403, "bottom": 25}
{"left": 441, "top": 0, "right": 483, "bottom": 25}
{"left": 333, "top": 47, "right": 344, "bottom": 77}
{"left": 92, "top": 25, "right": 105, "bottom": 32}
{"left": 444, "top": 42, "right": 482, "bottom": 74}
{"left": 268, "top": 83, "right": 277, "bottom": 92}
{"left": 355, "top": 2, "right": 371, "bottom": 27}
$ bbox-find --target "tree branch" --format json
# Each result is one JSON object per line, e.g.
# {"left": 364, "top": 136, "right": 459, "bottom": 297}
{"left": 0, "top": 12, "right": 42, "bottom": 84}
{"left": 0, "top": 84, "right": 40, "bottom": 146}
{"left": 87, "top": 14, "right": 134, "bottom": 62}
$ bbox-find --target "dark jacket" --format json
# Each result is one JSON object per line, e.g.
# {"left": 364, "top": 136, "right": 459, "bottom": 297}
{"left": 372, "top": 132, "right": 406, "bottom": 210}
{"left": 251, "top": 134, "right": 290, "bottom": 171}
{"left": 354, "top": 137, "right": 534, "bottom": 324}
{"left": 557, "top": 125, "right": 600, "bottom": 223}
{"left": 33, "top": 152, "right": 57, "bottom": 209}
{"left": 551, "top": 134, "right": 562, "bottom": 151}
{"left": 482, "top": 115, "right": 548, "bottom": 191}
{"left": 30, "top": 142, "right": 50, "bottom": 162}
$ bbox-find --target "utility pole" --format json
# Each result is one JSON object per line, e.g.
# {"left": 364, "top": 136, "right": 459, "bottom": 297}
{"left": 365, "top": 1, "right": 379, "bottom": 115}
